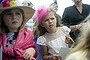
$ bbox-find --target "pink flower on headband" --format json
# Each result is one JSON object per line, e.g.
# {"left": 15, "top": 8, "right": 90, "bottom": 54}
{"left": 33, "top": 6, "right": 48, "bottom": 24}
{"left": 1, "top": 0, "right": 10, "bottom": 7}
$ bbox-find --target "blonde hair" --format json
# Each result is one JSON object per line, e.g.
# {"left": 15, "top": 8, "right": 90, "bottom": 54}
{"left": 33, "top": 21, "right": 39, "bottom": 39}
{"left": 70, "top": 14, "right": 90, "bottom": 53}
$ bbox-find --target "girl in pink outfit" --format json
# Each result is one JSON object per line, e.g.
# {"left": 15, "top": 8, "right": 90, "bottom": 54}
{"left": 0, "top": 0, "right": 37, "bottom": 60}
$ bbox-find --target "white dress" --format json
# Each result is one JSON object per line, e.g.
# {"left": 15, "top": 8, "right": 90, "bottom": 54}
{"left": 37, "top": 26, "right": 71, "bottom": 55}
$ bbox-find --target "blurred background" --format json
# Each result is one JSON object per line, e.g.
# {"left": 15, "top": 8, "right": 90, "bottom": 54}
{"left": 18, "top": 0, "right": 90, "bottom": 30}
{"left": 19, "top": 0, "right": 90, "bottom": 17}
{"left": 1, "top": 0, "right": 89, "bottom": 30}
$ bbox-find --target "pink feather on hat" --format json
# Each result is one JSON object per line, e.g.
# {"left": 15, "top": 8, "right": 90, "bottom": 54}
{"left": 33, "top": 6, "right": 48, "bottom": 24}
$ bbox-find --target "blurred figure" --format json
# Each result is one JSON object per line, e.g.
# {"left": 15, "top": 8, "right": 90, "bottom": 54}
{"left": 49, "top": 3, "right": 58, "bottom": 13}
{"left": 22, "top": 0, "right": 33, "bottom": 8}
{"left": 62, "top": 0, "right": 90, "bottom": 42}
{"left": 65, "top": 15, "right": 90, "bottom": 60}
{"left": 33, "top": 6, "right": 74, "bottom": 60}
{"left": 49, "top": 2, "right": 61, "bottom": 23}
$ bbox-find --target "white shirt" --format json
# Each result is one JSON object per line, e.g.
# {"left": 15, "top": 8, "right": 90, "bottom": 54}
{"left": 37, "top": 26, "right": 71, "bottom": 55}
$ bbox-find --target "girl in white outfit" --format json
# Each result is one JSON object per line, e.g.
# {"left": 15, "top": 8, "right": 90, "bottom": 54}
{"left": 33, "top": 6, "right": 74, "bottom": 60}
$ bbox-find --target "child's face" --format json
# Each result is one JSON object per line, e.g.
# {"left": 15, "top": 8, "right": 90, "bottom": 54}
{"left": 3, "top": 8, "right": 23, "bottom": 31}
{"left": 41, "top": 12, "right": 57, "bottom": 31}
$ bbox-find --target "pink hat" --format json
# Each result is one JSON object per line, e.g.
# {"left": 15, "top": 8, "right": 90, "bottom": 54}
{"left": 33, "top": 6, "right": 48, "bottom": 24}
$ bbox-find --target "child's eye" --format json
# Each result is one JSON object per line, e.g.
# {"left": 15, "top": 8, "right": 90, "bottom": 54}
{"left": 51, "top": 18, "right": 54, "bottom": 20}
{"left": 44, "top": 19, "right": 49, "bottom": 22}
{"left": 16, "top": 12, "right": 21, "bottom": 15}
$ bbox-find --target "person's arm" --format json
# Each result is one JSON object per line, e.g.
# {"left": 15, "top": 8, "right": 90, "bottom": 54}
{"left": 65, "top": 34, "right": 74, "bottom": 44}
{"left": 37, "top": 36, "right": 55, "bottom": 60}
{"left": 40, "top": 45, "right": 48, "bottom": 60}
{"left": 40, "top": 45, "right": 58, "bottom": 60}
{"left": 36, "top": 36, "right": 49, "bottom": 60}
{"left": 69, "top": 25, "right": 80, "bottom": 31}
{"left": 69, "top": 23, "right": 83, "bottom": 32}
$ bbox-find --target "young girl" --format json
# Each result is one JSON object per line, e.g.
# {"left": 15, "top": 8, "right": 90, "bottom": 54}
{"left": 0, "top": 0, "right": 37, "bottom": 60}
{"left": 33, "top": 6, "right": 73, "bottom": 60}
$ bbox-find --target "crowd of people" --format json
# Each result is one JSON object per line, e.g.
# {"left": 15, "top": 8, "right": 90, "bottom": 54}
{"left": 0, "top": 0, "right": 90, "bottom": 60}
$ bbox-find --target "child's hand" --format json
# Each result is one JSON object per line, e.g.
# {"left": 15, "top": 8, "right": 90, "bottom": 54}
{"left": 65, "top": 35, "right": 74, "bottom": 44}
{"left": 23, "top": 48, "right": 35, "bottom": 60}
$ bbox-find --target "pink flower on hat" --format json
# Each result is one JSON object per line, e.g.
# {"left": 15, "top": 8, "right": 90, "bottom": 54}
{"left": 33, "top": 6, "right": 48, "bottom": 24}
{"left": 1, "top": 0, "right": 10, "bottom": 7}
{"left": 1, "top": 0, "right": 16, "bottom": 7}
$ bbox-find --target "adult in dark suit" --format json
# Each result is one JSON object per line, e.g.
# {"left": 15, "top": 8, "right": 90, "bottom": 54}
{"left": 62, "top": 0, "right": 90, "bottom": 41}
